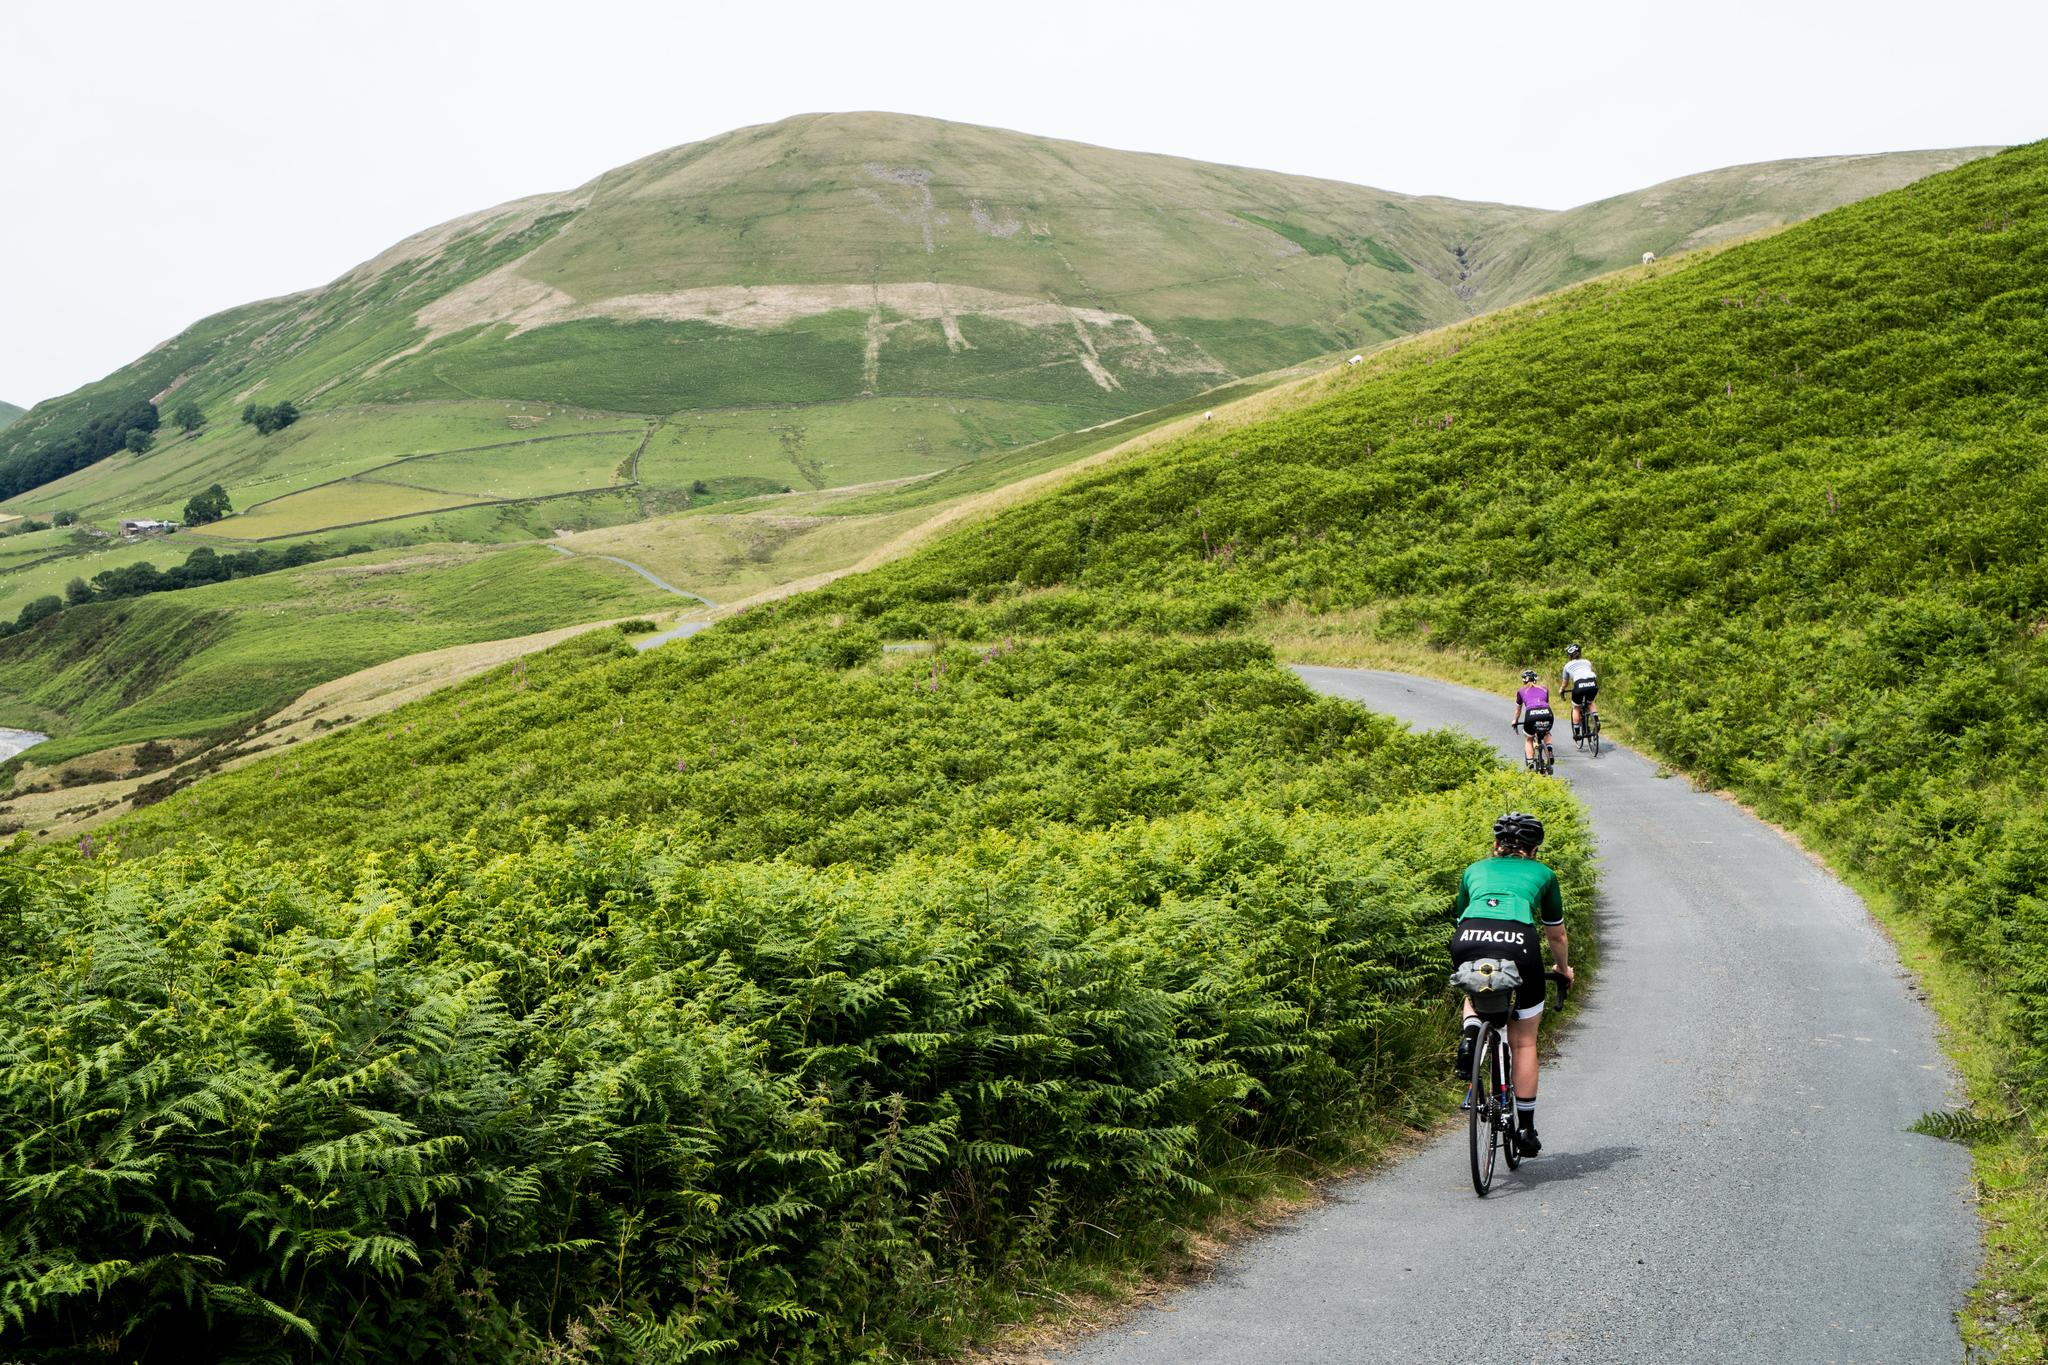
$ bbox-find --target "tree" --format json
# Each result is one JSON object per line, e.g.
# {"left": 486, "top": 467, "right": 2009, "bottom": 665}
{"left": 52, "top": 511, "right": 77, "bottom": 527}
{"left": 124, "top": 427, "right": 156, "bottom": 455}
{"left": 183, "top": 484, "right": 232, "bottom": 526}
{"left": 172, "top": 401, "right": 204, "bottom": 434}
{"left": 64, "top": 577, "right": 92, "bottom": 606}
{"left": 14, "top": 596, "right": 62, "bottom": 631}
{"left": 0, "top": 397, "right": 156, "bottom": 501}
{"left": 240, "top": 401, "right": 300, "bottom": 436}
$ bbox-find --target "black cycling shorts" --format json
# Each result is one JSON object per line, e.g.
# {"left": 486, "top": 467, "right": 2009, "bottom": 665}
{"left": 1450, "top": 918, "right": 1546, "bottom": 1016}
{"left": 1571, "top": 680, "right": 1599, "bottom": 706}
{"left": 1520, "top": 706, "right": 1554, "bottom": 736}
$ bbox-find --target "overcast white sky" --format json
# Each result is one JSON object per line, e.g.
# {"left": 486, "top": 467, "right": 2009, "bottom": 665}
{"left": 3, "top": 0, "right": 2042, "bottom": 408}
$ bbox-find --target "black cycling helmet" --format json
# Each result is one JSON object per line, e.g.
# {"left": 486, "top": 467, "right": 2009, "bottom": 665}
{"left": 1564, "top": 643, "right": 1582, "bottom": 659}
{"left": 1492, "top": 811, "right": 1546, "bottom": 851}
{"left": 1520, "top": 669, "right": 1539, "bottom": 683}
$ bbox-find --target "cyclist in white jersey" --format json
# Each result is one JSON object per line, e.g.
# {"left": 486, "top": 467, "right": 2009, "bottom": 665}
{"left": 1560, "top": 644, "right": 1599, "bottom": 743}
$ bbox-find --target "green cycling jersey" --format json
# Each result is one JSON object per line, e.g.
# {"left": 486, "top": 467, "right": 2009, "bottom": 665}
{"left": 1452, "top": 856, "right": 1565, "bottom": 927}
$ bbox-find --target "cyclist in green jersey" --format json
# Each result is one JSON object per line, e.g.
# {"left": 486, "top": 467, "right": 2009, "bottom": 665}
{"left": 1450, "top": 812, "right": 1573, "bottom": 1154}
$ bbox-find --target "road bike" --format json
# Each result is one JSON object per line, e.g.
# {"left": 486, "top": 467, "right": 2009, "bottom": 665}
{"left": 1572, "top": 683, "right": 1602, "bottom": 758}
{"left": 1521, "top": 709, "right": 1556, "bottom": 776}
{"left": 1459, "top": 968, "right": 1570, "bottom": 1196}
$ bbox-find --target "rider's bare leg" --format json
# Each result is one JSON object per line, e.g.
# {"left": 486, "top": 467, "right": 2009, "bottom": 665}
{"left": 1522, "top": 731, "right": 1536, "bottom": 764}
{"left": 1508, "top": 1013, "right": 1540, "bottom": 1103}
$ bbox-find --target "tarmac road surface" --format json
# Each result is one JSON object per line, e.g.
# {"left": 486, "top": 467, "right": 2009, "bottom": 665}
{"left": 1053, "top": 667, "right": 1978, "bottom": 1365}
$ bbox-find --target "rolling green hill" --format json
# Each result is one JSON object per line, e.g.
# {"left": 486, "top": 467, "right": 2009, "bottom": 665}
{"left": 0, "top": 400, "right": 23, "bottom": 433}
{"left": 0, "top": 114, "right": 1991, "bottom": 554}
{"left": 86, "top": 138, "right": 2048, "bottom": 1356}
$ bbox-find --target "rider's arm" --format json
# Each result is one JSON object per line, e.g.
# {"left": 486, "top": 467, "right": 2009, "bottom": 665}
{"left": 1539, "top": 872, "right": 1572, "bottom": 981}
{"left": 1544, "top": 922, "right": 1572, "bottom": 980}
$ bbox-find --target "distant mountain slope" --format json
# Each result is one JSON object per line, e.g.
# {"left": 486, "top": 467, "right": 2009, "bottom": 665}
{"left": 0, "top": 114, "right": 1993, "bottom": 527}
{"left": 0, "top": 401, "right": 23, "bottom": 433}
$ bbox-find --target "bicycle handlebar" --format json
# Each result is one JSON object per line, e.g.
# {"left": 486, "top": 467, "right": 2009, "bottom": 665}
{"left": 1546, "top": 969, "right": 1571, "bottom": 1005}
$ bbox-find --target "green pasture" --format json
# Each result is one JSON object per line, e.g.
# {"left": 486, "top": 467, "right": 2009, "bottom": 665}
{"left": 638, "top": 396, "right": 1085, "bottom": 494}
{"left": 0, "top": 535, "right": 201, "bottom": 619}
{"left": 204, "top": 481, "right": 480, "bottom": 539}
{"left": 2, "top": 400, "right": 646, "bottom": 525}
{"left": 359, "top": 315, "right": 875, "bottom": 413}
{"left": 0, "top": 543, "right": 673, "bottom": 761}
{"left": 368, "top": 430, "right": 637, "bottom": 498}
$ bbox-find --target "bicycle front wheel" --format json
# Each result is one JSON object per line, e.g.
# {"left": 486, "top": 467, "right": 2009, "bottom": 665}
{"left": 1501, "top": 1028, "right": 1521, "bottom": 1171}
{"left": 1469, "top": 1026, "right": 1500, "bottom": 1195}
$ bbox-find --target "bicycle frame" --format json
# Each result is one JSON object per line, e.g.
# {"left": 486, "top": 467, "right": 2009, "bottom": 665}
{"left": 1462, "top": 971, "right": 1569, "bottom": 1196}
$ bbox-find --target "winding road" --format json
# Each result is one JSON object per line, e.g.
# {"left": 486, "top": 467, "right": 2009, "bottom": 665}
{"left": 1053, "top": 668, "right": 1978, "bottom": 1364}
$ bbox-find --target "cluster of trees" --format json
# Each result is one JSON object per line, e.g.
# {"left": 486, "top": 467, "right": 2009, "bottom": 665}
{"left": 3, "top": 541, "right": 357, "bottom": 639}
{"left": 182, "top": 483, "right": 231, "bottom": 525}
{"left": 240, "top": 399, "right": 299, "bottom": 435}
{"left": 171, "top": 400, "right": 205, "bottom": 434}
{"left": 0, "top": 397, "right": 157, "bottom": 499}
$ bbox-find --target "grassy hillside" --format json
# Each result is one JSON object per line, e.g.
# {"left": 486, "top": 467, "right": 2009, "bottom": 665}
{"left": 0, "top": 543, "right": 674, "bottom": 766}
{"left": 0, "top": 400, "right": 23, "bottom": 433}
{"left": 5, "top": 134, "right": 2037, "bottom": 1358}
{"left": 9, "top": 626, "right": 1588, "bottom": 1360}
{"left": 116, "top": 136, "right": 2048, "bottom": 1350}
{"left": 0, "top": 115, "right": 1989, "bottom": 559}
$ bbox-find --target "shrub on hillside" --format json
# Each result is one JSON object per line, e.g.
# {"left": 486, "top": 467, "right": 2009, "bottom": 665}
{"left": 241, "top": 400, "right": 299, "bottom": 435}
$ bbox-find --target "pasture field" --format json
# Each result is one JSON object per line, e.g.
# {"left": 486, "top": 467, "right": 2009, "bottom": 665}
{"left": 365, "top": 430, "right": 636, "bottom": 497}
{"left": 360, "top": 315, "right": 876, "bottom": 412}
{"left": 0, "top": 534, "right": 207, "bottom": 618}
{"left": 638, "top": 396, "right": 1087, "bottom": 493}
{"left": 1, "top": 400, "right": 646, "bottom": 525}
{"left": 558, "top": 505, "right": 935, "bottom": 602}
{"left": 0, "top": 524, "right": 82, "bottom": 571}
{"left": 0, "top": 543, "right": 673, "bottom": 764}
{"left": 201, "top": 481, "right": 482, "bottom": 539}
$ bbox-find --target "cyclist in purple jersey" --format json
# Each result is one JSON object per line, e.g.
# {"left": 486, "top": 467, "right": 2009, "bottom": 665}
{"left": 1510, "top": 670, "right": 1554, "bottom": 766}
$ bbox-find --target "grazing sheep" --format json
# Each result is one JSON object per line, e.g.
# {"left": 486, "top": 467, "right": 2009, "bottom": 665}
{"left": 1348, "top": 354, "right": 1364, "bottom": 366}
{"left": 1641, "top": 251, "right": 1657, "bottom": 265}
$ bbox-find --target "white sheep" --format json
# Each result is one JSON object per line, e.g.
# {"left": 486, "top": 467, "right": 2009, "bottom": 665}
{"left": 1348, "top": 354, "right": 1364, "bottom": 366}
{"left": 1641, "top": 251, "right": 1657, "bottom": 265}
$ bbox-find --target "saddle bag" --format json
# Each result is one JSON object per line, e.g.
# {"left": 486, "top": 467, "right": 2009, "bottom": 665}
{"left": 1449, "top": 957, "right": 1523, "bottom": 1015}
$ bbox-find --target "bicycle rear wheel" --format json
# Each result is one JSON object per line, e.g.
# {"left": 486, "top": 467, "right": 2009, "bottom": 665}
{"left": 1469, "top": 1026, "right": 1501, "bottom": 1195}
{"left": 1589, "top": 713, "right": 1602, "bottom": 758}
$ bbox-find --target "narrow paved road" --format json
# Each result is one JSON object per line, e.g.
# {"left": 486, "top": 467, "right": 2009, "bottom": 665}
{"left": 1054, "top": 668, "right": 1978, "bottom": 1364}
{"left": 544, "top": 543, "right": 716, "bottom": 605}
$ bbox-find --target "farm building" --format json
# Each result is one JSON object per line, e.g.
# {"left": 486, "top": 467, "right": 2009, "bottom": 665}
{"left": 120, "top": 518, "right": 177, "bottom": 539}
